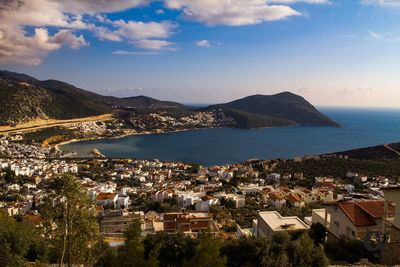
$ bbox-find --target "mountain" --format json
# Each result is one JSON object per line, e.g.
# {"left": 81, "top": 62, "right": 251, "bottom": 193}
{"left": 0, "top": 78, "right": 52, "bottom": 125}
{"left": 0, "top": 70, "right": 339, "bottom": 129}
{"left": 0, "top": 70, "right": 183, "bottom": 125}
{"left": 210, "top": 92, "right": 341, "bottom": 127}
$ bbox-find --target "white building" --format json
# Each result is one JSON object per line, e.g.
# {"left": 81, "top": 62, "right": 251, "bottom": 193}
{"left": 254, "top": 211, "right": 310, "bottom": 240}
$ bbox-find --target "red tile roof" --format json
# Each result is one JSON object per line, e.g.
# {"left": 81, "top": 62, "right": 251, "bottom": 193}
{"left": 96, "top": 192, "right": 117, "bottom": 200}
{"left": 286, "top": 194, "right": 302, "bottom": 203}
{"left": 268, "top": 192, "right": 284, "bottom": 200}
{"left": 337, "top": 201, "right": 395, "bottom": 227}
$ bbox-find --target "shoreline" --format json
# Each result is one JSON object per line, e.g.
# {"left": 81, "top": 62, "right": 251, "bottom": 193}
{"left": 54, "top": 123, "right": 340, "bottom": 156}
{"left": 54, "top": 127, "right": 217, "bottom": 152}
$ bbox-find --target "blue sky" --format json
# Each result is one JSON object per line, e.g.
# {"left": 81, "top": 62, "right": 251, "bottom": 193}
{"left": 0, "top": 0, "right": 399, "bottom": 107}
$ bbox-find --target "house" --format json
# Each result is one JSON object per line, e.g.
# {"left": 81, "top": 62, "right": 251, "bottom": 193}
{"left": 254, "top": 211, "right": 309, "bottom": 240}
{"left": 304, "top": 208, "right": 331, "bottom": 227}
{"left": 381, "top": 187, "right": 400, "bottom": 229}
{"left": 177, "top": 191, "right": 204, "bottom": 208}
{"left": 163, "top": 211, "right": 219, "bottom": 234}
{"left": 152, "top": 190, "right": 174, "bottom": 202}
{"left": 95, "top": 192, "right": 118, "bottom": 208}
{"left": 117, "top": 195, "right": 129, "bottom": 209}
{"left": 195, "top": 195, "right": 219, "bottom": 211}
{"left": 381, "top": 186, "right": 400, "bottom": 245}
{"left": 325, "top": 201, "right": 395, "bottom": 240}
{"left": 267, "top": 192, "right": 286, "bottom": 210}
{"left": 100, "top": 210, "right": 143, "bottom": 238}
{"left": 295, "top": 187, "right": 318, "bottom": 203}
{"left": 315, "top": 177, "right": 334, "bottom": 189}
{"left": 267, "top": 173, "right": 280, "bottom": 183}
{"left": 224, "top": 194, "right": 246, "bottom": 208}
{"left": 285, "top": 194, "right": 304, "bottom": 207}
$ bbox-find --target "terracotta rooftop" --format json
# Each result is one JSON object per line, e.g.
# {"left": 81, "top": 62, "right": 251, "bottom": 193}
{"left": 96, "top": 192, "right": 117, "bottom": 200}
{"left": 269, "top": 192, "right": 284, "bottom": 200}
{"left": 337, "top": 201, "right": 395, "bottom": 227}
{"left": 202, "top": 195, "right": 214, "bottom": 201}
{"left": 286, "top": 194, "right": 302, "bottom": 203}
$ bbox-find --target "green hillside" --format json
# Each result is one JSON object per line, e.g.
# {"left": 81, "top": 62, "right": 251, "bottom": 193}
{"left": 212, "top": 92, "right": 341, "bottom": 127}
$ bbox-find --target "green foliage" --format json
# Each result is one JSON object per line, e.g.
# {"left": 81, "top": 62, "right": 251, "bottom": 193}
{"left": 40, "top": 173, "right": 103, "bottom": 266}
{"left": 211, "top": 92, "right": 340, "bottom": 128}
{"left": 280, "top": 202, "right": 325, "bottom": 220}
{"left": 183, "top": 232, "right": 227, "bottom": 267}
{"left": 22, "top": 127, "right": 76, "bottom": 145}
{"left": 116, "top": 221, "right": 159, "bottom": 267}
{"left": 309, "top": 223, "right": 326, "bottom": 245}
{"left": 0, "top": 210, "right": 35, "bottom": 267}
{"left": 275, "top": 158, "right": 400, "bottom": 179}
{"left": 143, "top": 232, "right": 198, "bottom": 267}
{"left": 221, "top": 237, "right": 269, "bottom": 267}
{"left": 324, "top": 235, "right": 376, "bottom": 264}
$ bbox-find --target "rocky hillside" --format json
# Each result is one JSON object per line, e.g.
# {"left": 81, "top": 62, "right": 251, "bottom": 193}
{"left": 0, "top": 70, "right": 183, "bottom": 125}
{"left": 0, "top": 79, "right": 52, "bottom": 125}
{"left": 0, "top": 70, "right": 340, "bottom": 129}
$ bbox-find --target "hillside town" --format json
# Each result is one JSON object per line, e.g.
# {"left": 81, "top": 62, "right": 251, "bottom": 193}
{"left": 126, "top": 109, "right": 237, "bottom": 132}
{"left": 1, "top": 134, "right": 399, "bottom": 254}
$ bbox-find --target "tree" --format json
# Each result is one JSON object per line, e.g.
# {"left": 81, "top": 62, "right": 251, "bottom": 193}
{"left": 221, "top": 236, "right": 269, "bottom": 267}
{"left": 143, "top": 232, "right": 198, "bottom": 267}
{"left": 183, "top": 233, "right": 227, "bottom": 267}
{"left": 325, "top": 235, "right": 376, "bottom": 264}
{"left": 116, "top": 221, "right": 159, "bottom": 267}
{"left": 309, "top": 223, "right": 326, "bottom": 245}
{"left": 0, "top": 210, "right": 35, "bottom": 267}
{"left": 40, "top": 173, "right": 102, "bottom": 267}
{"left": 287, "top": 233, "right": 328, "bottom": 267}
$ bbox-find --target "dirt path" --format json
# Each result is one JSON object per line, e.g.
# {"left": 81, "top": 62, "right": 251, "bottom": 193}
{"left": 384, "top": 144, "right": 400, "bottom": 157}
{"left": 0, "top": 114, "right": 113, "bottom": 134}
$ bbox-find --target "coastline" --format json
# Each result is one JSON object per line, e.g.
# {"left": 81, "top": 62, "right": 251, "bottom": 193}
{"left": 54, "top": 123, "right": 341, "bottom": 157}
{"left": 54, "top": 127, "right": 217, "bottom": 152}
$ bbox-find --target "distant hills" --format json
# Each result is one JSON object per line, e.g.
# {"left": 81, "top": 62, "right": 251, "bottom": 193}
{"left": 0, "top": 70, "right": 339, "bottom": 128}
{"left": 208, "top": 93, "right": 341, "bottom": 128}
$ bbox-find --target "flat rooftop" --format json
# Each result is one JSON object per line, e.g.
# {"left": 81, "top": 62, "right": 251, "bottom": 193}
{"left": 259, "top": 211, "right": 309, "bottom": 232}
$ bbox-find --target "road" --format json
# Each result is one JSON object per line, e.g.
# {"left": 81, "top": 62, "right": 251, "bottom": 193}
{"left": 0, "top": 114, "right": 114, "bottom": 135}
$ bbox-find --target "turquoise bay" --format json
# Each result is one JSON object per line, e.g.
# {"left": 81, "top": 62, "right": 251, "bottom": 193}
{"left": 61, "top": 108, "right": 400, "bottom": 166}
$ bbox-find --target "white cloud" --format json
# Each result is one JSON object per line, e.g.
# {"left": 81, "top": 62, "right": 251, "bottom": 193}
{"left": 0, "top": 26, "right": 88, "bottom": 66}
{"left": 51, "top": 30, "right": 89, "bottom": 49}
{"left": 196, "top": 40, "right": 212, "bottom": 47}
{"left": 163, "top": 0, "right": 328, "bottom": 26}
{"left": 0, "top": 0, "right": 167, "bottom": 65}
{"left": 0, "top": 0, "right": 329, "bottom": 65}
{"left": 361, "top": 0, "right": 400, "bottom": 7}
{"left": 156, "top": 9, "right": 165, "bottom": 14}
{"left": 131, "top": 39, "right": 178, "bottom": 50}
{"left": 53, "top": 0, "right": 150, "bottom": 14}
{"left": 113, "top": 20, "right": 177, "bottom": 40}
{"left": 368, "top": 31, "right": 381, "bottom": 39}
{"left": 111, "top": 50, "right": 160, "bottom": 55}
{"left": 94, "top": 27, "right": 123, "bottom": 41}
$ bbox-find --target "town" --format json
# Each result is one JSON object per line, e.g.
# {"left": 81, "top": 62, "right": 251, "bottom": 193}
{"left": 1, "top": 135, "right": 400, "bottom": 266}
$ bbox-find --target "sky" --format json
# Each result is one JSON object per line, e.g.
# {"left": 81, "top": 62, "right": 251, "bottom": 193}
{"left": 0, "top": 0, "right": 399, "bottom": 107}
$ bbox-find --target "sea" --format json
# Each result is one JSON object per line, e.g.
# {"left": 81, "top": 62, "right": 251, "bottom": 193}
{"left": 61, "top": 107, "right": 400, "bottom": 166}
